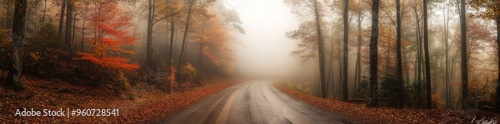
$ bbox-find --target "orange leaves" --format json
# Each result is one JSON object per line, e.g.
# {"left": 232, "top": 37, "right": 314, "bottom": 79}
{"left": 273, "top": 82, "right": 500, "bottom": 124}
{"left": 102, "top": 57, "right": 140, "bottom": 71}
{"left": 120, "top": 80, "right": 235, "bottom": 123}
{"left": 77, "top": 52, "right": 139, "bottom": 71}
{"left": 0, "top": 75, "right": 235, "bottom": 123}
{"left": 167, "top": 66, "right": 176, "bottom": 84}
{"left": 77, "top": 2, "right": 138, "bottom": 72}
{"left": 202, "top": 46, "right": 220, "bottom": 66}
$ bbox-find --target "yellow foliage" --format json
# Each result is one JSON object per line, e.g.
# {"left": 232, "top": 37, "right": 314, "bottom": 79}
{"left": 167, "top": 66, "right": 176, "bottom": 88}
{"left": 431, "top": 94, "right": 445, "bottom": 108}
{"left": 30, "top": 52, "right": 41, "bottom": 61}
{"left": 184, "top": 63, "right": 196, "bottom": 72}
{"left": 297, "top": 84, "right": 303, "bottom": 91}
{"left": 287, "top": 81, "right": 294, "bottom": 90}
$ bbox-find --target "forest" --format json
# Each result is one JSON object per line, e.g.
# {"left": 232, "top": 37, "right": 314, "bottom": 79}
{"left": 0, "top": 0, "right": 242, "bottom": 92}
{"left": 1, "top": 0, "right": 500, "bottom": 123}
{"left": 281, "top": 0, "right": 499, "bottom": 110}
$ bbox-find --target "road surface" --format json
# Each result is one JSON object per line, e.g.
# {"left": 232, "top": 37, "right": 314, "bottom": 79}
{"left": 163, "top": 81, "right": 353, "bottom": 124}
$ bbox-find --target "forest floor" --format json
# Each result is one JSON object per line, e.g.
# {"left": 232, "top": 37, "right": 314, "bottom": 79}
{"left": 274, "top": 83, "right": 500, "bottom": 124}
{"left": 0, "top": 75, "right": 236, "bottom": 123}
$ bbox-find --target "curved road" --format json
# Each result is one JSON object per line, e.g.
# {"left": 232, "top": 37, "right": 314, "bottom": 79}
{"left": 163, "top": 81, "right": 353, "bottom": 124}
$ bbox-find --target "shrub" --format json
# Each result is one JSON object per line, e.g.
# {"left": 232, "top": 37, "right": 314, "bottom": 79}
{"left": 23, "top": 23, "right": 68, "bottom": 77}
{"left": 379, "top": 72, "right": 410, "bottom": 108}
{"left": 354, "top": 76, "right": 370, "bottom": 99}
{"left": 180, "top": 63, "right": 203, "bottom": 86}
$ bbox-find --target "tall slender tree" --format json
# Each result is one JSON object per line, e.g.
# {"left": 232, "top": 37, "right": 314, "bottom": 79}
{"left": 7, "top": 0, "right": 27, "bottom": 91}
{"left": 146, "top": 0, "right": 154, "bottom": 82}
{"left": 459, "top": 0, "right": 468, "bottom": 109}
{"left": 42, "top": 0, "right": 47, "bottom": 24}
{"left": 444, "top": 0, "right": 451, "bottom": 109}
{"left": 354, "top": 0, "right": 364, "bottom": 94}
{"left": 313, "top": 0, "right": 327, "bottom": 98}
{"left": 65, "top": 0, "right": 73, "bottom": 52}
{"left": 342, "top": 0, "right": 349, "bottom": 101}
{"left": 177, "top": 0, "right": 196, "bottom": 79}
{"left": 368, "top": 0, "right": 380, "bottom": 107}
{"left": 59, "top": 0, "right": 67, "bottom": 35}
{"left": 423, "top": 0, "right": 432, "bottom": 109}
{"left": 396, "top": 0, "right": 404, "bottom": 109}
{"left": 496, "top": 13, "right": 500, "bottom": 112}
{"left": 410, "top": 0, "right": 424, "bottom": 107}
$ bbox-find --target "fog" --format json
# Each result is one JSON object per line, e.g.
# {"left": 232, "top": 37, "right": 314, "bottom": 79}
{"left": 228, "top": 0, "right": 305, "bottom": 79}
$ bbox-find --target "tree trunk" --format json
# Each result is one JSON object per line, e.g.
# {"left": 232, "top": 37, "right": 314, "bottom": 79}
{"left": 396, "top": 0, "right": 404, "bottom": 109}
{"left": 167, "top": 20, "right": 175, "bottom": 94}
{"left": 423, "top": 0, "right": 432, "bottom": 109}
{"left": 444, "top": 2, "right": 451, "bottom": 109}
{"left": 7, "top": 0, "right": 27, "bottom": 91}
{"left": 178, "top": 0, "right": 196, "bottom": 81}
{"left": 6, "top": 1, "right": 13, "bottom": 29}
{"left": 42, "top": 0, "right": 47, "bottom": 24}
{"left": 59, "top": 0, "right": 66, "bottom": 35}
{"left": 459, "top": 0, "right": 468, "bottom": 109}
{"left": 416, "top": 9, "right": 423, "bottom": 108}
{"left": 198, "top": 20, "right": 205, "bottom": 72}
{"left": 368, "top": 0, "right": 379, "bottom": 107}
{"left": 65, "top": 0, "right": 73, "bottom": 52}
{"left": 81, "top": 18, "right": 86, "bottom": 52}
{"left": 313, "top": 0, "right": 327, "bottom": 98}
{"left": 342, "top": 0, "right": 349, "bottom": 101}
{"left": 354, "top": 7, "right": 362, "bottom": 97}
{"left": 72, "top": 13, "right": 76, "bottom": 51}
{"left": 327, "top": 24, "right": 335, "bottom": 96}
{"left": 146, "top": 0, "right": 154, "bottom": 82}
{"left": 1, "top": 3, "right": 3, "bottom": 29}
{"left": 494, "top": 17, "right": 499, "bottom": 111}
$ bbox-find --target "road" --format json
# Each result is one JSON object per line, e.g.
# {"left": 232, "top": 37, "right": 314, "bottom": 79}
{"left": 163, "top": 81, "right": 353, "bottom": 124}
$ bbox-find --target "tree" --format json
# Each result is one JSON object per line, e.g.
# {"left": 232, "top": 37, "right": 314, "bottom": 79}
{"left": 353, "top": 0, "right": 367, "bottom": 95}
{"left": 314, "top": 0, "right": 327, "bottom": 98}
{"left": 65, "top": 0, "right": 73, "bottom": 52}
{"left": 470, "top": 0, "right": 500, "bottom": 111}
{"left": 342, "top": 0, "right": 349, "bottom": 101}
{"left": 6, "top": 0, "right": 27, "bottom": 91}
{"left": 459, "top": 0, "right": 467, "bottom": 109}
{"left": 284, "top": 0, "right": 327, "bottom": 98}
{"left": 368, "top": 0, "right": 380, "bottom": 107}
{"left": 146, "top": 0, "right": 154, "bottom": 81}
{"left": 410, "top": 0, "right": 424, "bottom": 108}
{"left": 76, "top": 2, "right": 139, "bottom": 72}
{"left": 444, "top": 0, "right": 451, "bottom": 109}
{"left": 396, "top": 0, "right": 404, "bottom": 109}
{"left": 59, "top": 0, "right": 67, "bottom": 35}
{"left": 42, "top": 0, "right": 47, "bottom": 24}
{"left": 423, "top": 0, "right": 432, "bottom": 109}
{"left": 177, "top": 0, "right": 196, "bottom": 82}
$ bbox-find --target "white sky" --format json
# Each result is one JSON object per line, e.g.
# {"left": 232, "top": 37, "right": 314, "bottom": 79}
{"left": 223, "top": 0, "right": 303, "bottom": 78}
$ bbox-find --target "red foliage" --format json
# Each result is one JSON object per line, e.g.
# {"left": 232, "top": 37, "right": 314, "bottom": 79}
{"left": 76, "top": 2, "right": 138, "bottom": 71}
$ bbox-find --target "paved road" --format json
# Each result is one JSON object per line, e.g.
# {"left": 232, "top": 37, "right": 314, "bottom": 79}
{"left": 163, "top": 81, "right": 352, "bottom": 124}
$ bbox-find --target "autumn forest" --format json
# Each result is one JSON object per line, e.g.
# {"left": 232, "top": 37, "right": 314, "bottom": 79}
{"left": 1, "top": 0, "right": 500, "bottom": 123}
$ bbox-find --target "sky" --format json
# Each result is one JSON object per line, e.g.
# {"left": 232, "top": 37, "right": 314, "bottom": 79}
{"left": 223, "top": 0, "right": 304, "bottom": 78}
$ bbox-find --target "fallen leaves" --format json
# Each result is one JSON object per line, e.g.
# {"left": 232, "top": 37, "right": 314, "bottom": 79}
{"left": 273, "top": 82, "right": 500, "bottom": 124}
{"left": 0, "top": 76, "right": 235, "bottom": 123}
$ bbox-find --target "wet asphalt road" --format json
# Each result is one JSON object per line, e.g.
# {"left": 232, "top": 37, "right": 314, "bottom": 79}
{"left": 163, "top": 81, "right": 353, "bottom": 124}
